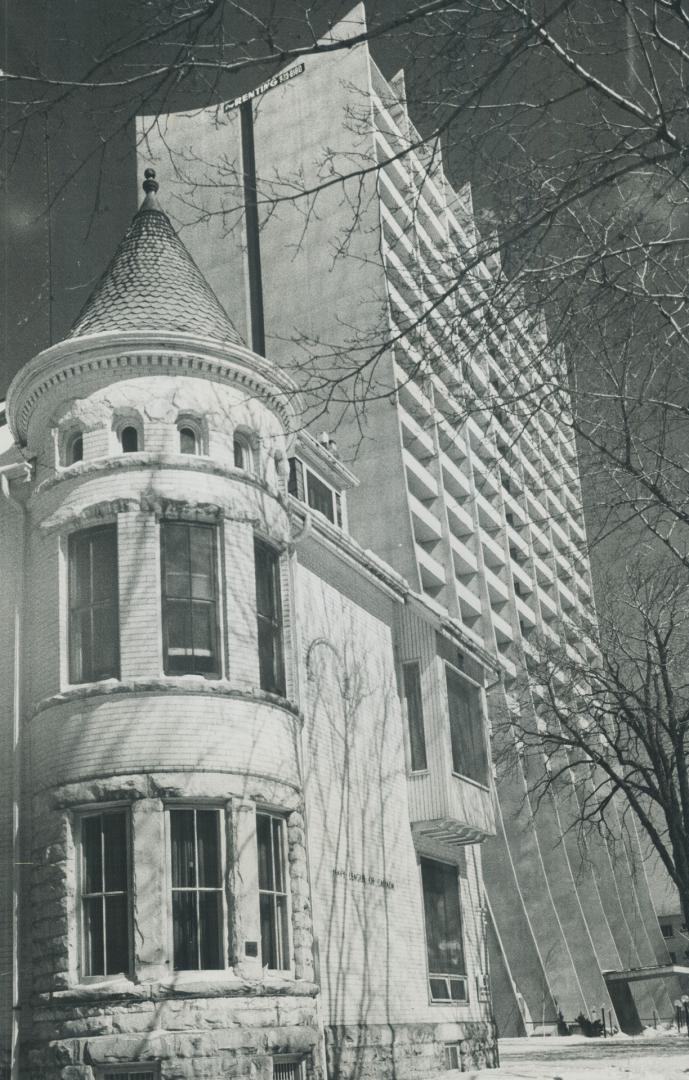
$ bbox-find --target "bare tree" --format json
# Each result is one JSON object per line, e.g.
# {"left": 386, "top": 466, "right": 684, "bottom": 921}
{"left": 495, "top": 552, "right": 689, "bottom": 925}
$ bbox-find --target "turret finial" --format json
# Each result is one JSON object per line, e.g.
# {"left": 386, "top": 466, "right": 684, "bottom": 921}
{"left": 143, "top": 168, "right": 159, "bottom": 194}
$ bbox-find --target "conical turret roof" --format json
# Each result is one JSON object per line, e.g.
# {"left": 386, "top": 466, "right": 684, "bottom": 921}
{"left": 69, "top": 169, "right": 244, "bottom": 345}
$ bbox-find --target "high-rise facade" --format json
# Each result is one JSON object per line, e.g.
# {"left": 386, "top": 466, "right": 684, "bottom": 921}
{"left": 0, "top": 171, "right": 503, "bottom": 1078}
{"left": 139, "top": 1, "right": 676, "bottom": 1036}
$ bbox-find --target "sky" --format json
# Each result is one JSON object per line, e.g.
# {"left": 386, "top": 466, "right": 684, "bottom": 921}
{"left": 0, "top": 0, "right": 422, "bottom": 399}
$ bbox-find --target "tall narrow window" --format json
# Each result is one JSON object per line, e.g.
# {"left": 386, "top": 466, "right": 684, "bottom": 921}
{"left": 120, "top": 426, "right": 139, "bottom": 453}
{"left": 65, "top": 430, "right": 83, "bottom": 465}
{"left": 179, "top": 427, "right": 198, "bottom": 455}
{"left": 287, "top": 457, "right": 305, "bottom": 500}
{"left": 161, "top": 522, "right": 219, "bottom": 677}
{"left": 81, "top": 810, "right": 129, "bottom": 976}
{"left": 403, "top": 661, "right": 428, "bottom": 771}
{"left": 420, "top": 857, "right": 467, "bottom": 1002}
{"left": 169, "top": 808, "right": 223, "bottom": 970}
{"left": 69, "top": 525, "right": 119, "bottom": 683}
{"left": 254, "top": 538, "right": 285, "bottom": 695}
{"left": 256, "top": 812, "right": 289, "bottom": 970}
{"left": 445, "top": 666, "right": 489, "bottom": 785}
{"left": 234, "top": 435, "right": 253, "bottom": 471}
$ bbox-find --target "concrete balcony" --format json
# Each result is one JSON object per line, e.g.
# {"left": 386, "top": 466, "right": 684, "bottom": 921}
{"left": 484, "top": 565, "right": 509, "bottom": 605}
{"left": 475, "top": 491, "right": 502, "bottom": 531}
{"left": 472, "top": 452, "right": 499, "bottom": 495}
{"left": 403, "top": 446, "right": 438, "bottom": 500}
{"left": 446, "top": 492, "right": 474, "bottom": 536}
{"left": 533, "top": 553, "right": 554, "bottom": 585}
{"left": 491, "top": 608, "right": 514, "bottom": 643}
{"left": 416, "top": 541, "right": 447, "bottom": 589}
{"left": 393, "top": 361, "right": 433, "bottom": 417}
{"left": 530, "top": 520, "right": 550, "bottom": 555}
{"left": 399, "top": 403, "right": 436, "bottom": 460}
{"left": 557, "top": 578, "right": 577, "bottom": 611}
{"left": 538, "top": 586, "right": 559, "bottom": 619}
{"left": 440, "top": 451, "right": 472, "bottom": 500}
{"left": 456, "top": 576, "right": 483, "bottom": 617}
{"left": 409, "top": 492, "right": 444, "bottom": 544}
{"left": 450, "top": 533, "right": 478, "bottom": 576}
{"left": 515, "top": 595, "right": 537, "bottom": 626}
{"left": 550, "top": 515, "right": 569, "bottom": 549}
{"left": 503, "top": 490, "right": 528, "bottom": 526}
{"left": 481, "top": 530, "right": 506, "bottom": 568}
{"left": 512, "top": 561, "right": 533, "bottom": 594}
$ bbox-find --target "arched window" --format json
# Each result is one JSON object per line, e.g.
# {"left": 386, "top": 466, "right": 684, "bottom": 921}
{"left": 121, "top": 426, "right": 139, "bottom": 453}
{"left": 179, "top": 426, "right": 198, "bottom": 455}
{"left": 234, "top": 433, "right": 254, "bottom": 472}
{"left": 65, "top": 431, "right": 84, "bottom": 465}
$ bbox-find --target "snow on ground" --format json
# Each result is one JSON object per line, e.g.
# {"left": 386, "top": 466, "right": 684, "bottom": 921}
{"left": 458, "top": 1032, "right": 689, "bottom": 1080}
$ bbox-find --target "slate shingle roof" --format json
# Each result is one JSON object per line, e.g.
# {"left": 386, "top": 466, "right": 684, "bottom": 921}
{"left": 69, "top": 171, "right": 244, "bottom": 346}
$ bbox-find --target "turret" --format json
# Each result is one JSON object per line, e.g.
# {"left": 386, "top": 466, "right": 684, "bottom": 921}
{"left": 5, "top": 171, "right": 320, "bottom": 1080}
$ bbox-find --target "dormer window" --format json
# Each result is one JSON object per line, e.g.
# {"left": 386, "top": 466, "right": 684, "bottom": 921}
{"left": 288, "top": 457, "right": 342, "bottom": 526}
{"left": 121, "top": 426, "right": 139, "bottom": 453}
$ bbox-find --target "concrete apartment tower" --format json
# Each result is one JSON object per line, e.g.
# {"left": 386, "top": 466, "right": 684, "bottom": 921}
{"left": 138, "top": 2, "right": 676, "bottom": 1036}
{"left": 1, "top": 167, "right": 506, "bottom": 1077}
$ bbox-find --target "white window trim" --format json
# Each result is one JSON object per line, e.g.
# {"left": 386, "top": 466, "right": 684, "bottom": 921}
{"left": 418, "top": 855, "right": 469, "bottom": 1008}
{"left": 76, "top": 804, "right": 133, "bottom": 982}
{"left": 256, "top": 810, "right": 293, "bottom": 975}
{"left": 163, "top": 803, "right": 230, "bottom": 973}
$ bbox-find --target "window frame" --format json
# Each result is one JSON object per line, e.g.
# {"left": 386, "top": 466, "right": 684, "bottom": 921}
{"left": 444, "top": 663, "right": 490, "bottom": 788}
{"left": 62, "top": 428, "right": 84, "bottom": 466}
{"left": 77, "top": 806, "right": 132, "bottom": 981}
{"left": 160, "top": 520, "right": 222, "bottom": 679}
{"left": 272, "top": 1056, "right": 306, "bottom": 1080}
{"left": 288, "top": 456, "right": 343, "bottom": 527}
{"left": 402, "top": 660, "right": 428, "bottom": 773}
{"left": 96, "top": 1065, "right": 160, "bottom": 1080}
{"left": 254, "top": 536, "right": 286, "bottom": 696}
{"left": 256, "top": 811, "right": 291, "bottom": 972}
{"left": 68, "top": 523, "right": 120, "bottom": 685}
{"left": 165, "top": 804, "right": 228, "bottom": 973}
{"left": 233, "top": 430, "right": 255, "bottom": 473}
{"left": 177, "top": 415, "right": 206, "bottom": 457}
{"left": 419, "top": 855, "right": 468, "bottom": 1006}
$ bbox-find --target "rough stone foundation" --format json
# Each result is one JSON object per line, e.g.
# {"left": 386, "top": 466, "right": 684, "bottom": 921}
{"left": 24, "top": 990, "right": 322, "bottom": 1080}
{"left": 325, "top": 1022, "right": 498, "bottom": 1079}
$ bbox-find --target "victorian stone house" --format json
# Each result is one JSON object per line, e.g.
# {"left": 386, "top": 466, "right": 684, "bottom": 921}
{"left": 0, "top": 171, "right": 500, "bottom": 1078}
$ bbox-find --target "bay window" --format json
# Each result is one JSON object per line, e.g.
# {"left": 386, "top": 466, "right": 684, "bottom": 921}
{"left": 161, "top": 522, "right": 219, "bottom": 677}
{"left": 69, "top": 525, "right": 119, "bottom": 683}
{"left": 80, "top": 809, "right": 130, "bottom": 977}
{"left": 445, "top": 666, "right": 489, "bottom": 785}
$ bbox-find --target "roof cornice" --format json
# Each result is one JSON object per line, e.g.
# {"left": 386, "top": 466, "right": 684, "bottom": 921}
{"left": 6, "top": 330, "right": 304, "bottom": 445}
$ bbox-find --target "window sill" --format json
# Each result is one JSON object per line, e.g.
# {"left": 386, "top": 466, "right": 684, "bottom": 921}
{"left": 450, "top": 771, "right": 490, "bottom": 792}
{"left": 37, "top": 971, "right": 318, "bottom": 1005}
{"left": 33, "top": 678, "right": 302, "bottom": 720}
